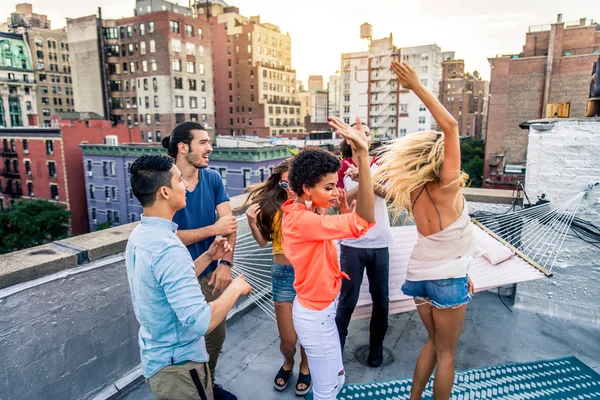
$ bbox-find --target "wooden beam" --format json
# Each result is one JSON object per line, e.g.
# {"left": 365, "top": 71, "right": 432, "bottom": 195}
{"left": 471, "top": 218, "right": 553, "bottom": 277}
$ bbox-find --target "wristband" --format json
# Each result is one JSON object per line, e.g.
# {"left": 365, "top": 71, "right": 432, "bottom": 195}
{"left": 219, "top": 260, "right": 233, "bottom": 268}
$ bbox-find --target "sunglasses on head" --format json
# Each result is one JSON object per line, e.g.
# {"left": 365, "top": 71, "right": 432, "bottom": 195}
{"left": 279, "top": 180, "right": 290, "bottom": 190}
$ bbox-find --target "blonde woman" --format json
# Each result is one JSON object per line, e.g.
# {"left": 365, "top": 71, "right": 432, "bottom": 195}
{"left": 375, "top": 61, "right": 477, "bottom": 400}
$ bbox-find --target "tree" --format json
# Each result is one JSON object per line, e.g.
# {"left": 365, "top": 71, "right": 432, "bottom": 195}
{"left": 461, "top": 138, "right": 485, "bottom": 188}
{"left": 0, "top": 199, "right": 71, "bottom": 254}
{"left": 94, "top": 220, "right": 113, "bottom": 231}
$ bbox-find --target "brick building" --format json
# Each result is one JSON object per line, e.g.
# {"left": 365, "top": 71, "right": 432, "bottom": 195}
{"left": 484, "top": 16, "right": 600, "bottom": 188}
{"left": 207, "top": 3, "right": 302, "bottom": 137}
{"left": 1, "top": 128, "right": 67, "bottom": 214}
{"left": 80, "top": 143, "right": 289, "bottom": 230}
{"left": 5, "top": 4, "right": 75, "bottom": 127}
{"left": 67, "top": 2, "right": 214, "bottom": 142}
{"left": 308, "top": 75, "right": 324, "bottom": 92}
{"left": 439, "top": 51, "right": 489, "bottom": 139}
{"left": 0, "top": 115, "right": 140, "bottom": 234}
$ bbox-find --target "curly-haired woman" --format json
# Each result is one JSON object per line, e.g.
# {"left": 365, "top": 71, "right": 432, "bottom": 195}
{"left": 281, "top": 119, "right": 375, "bottom": 400}
{"left": 243, "top": 159, "right": 312, "bottom": 396}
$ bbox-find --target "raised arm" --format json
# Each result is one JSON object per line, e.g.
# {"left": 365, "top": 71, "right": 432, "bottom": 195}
{"left": 391, "top": 61, "right": 461, "bottom": 183}
{"left": 328, "top": 116, "right": 375, "bottom": 223}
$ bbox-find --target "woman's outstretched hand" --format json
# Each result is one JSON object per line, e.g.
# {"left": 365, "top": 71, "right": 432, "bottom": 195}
{"left": 328, "top": 116, "right": 369, "bottom": 153}
{"left": 391, "top": 61, "right": 420, "bottom": 91}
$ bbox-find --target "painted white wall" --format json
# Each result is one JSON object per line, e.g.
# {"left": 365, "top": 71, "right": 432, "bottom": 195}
{"left": 516, "top": 119, "right": 600, "bottom": 325}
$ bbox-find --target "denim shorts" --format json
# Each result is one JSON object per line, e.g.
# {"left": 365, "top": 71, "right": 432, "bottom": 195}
{"left": 401, "top": 276, "right": 470, "bottom": 308}
{"left": 271, "top": 263, "right": 296, "bottom": 302}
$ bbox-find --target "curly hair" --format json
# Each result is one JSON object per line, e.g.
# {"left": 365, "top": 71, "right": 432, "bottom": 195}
{"left": 289, "top": 147, "right": 341, "bottom": 196}
{"left": 242, "top": 159, "right": 291, "bottom": 241}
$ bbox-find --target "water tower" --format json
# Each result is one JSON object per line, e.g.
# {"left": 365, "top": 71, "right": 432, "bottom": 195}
{"left": 360, "top": 22, "right": 372, "bottom": 45}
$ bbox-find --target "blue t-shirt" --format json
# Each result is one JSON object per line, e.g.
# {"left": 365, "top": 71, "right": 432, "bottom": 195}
{"left": 173, "top": 168, "right": 230, "bottom": 278}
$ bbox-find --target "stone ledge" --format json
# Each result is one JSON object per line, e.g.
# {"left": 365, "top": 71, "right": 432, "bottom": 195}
{"left": 463, "top": 187, "right": 515, "bottom": 204}
{"left": 0, "top": 243, "right": 79, "bottom": 290}
{"left": 60, "top": 223, "right": 138, "bottom": 262}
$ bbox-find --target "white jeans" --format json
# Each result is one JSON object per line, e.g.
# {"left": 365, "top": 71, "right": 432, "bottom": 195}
{"left": 293, "top": 298, "right": 345, "bottom": 400}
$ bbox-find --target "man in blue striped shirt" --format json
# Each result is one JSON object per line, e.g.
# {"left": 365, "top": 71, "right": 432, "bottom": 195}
{"left": 125, "top": 154, "right": 251, "bottom": 399}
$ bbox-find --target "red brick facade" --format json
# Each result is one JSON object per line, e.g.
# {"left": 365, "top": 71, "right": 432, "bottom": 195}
{"left": 1, "top": 121, "right": 140, "bottom": 234}
{"left": 484, "top": 20, "right": 600, "bottom": 188}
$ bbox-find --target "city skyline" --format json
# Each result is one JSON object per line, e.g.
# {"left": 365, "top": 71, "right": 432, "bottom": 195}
{"left": 1, "top": 0, "right": 597, "bottom": 84}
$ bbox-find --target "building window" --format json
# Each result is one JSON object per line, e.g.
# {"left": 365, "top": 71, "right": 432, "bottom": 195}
{"left": 172, "top": 59, "right": 182, "bottom": 71}
{"left": 190, "top": 97, "right": 198, "bottom": 108}
{"left": 202, "top": 97, "right": 207, "bottom": 109}
{"left": 175, "top": 96, "right": 184, "bottom": 108}
{"left": 148, "top": 21, "right": 154, "bottom": 33}
{"left": 198, "top": 28, "right": 203, "bottom": 39}
{"left": 154, "top": 96, "right": 159, "bottom": 107}
{"left": 0, "top": 100, "right": 5, "bottom": 126}
{"left": 176, "top": 114, "right": 185, "bottom": 124}
{"left": 174, "top": 77, "right": 183, "bottom": 89}
{"left": 156, "top": 131, "right": 161, "bottom": 142}
{"left": 89, "top": 184, "right": 95, "bottom": 199}
{"left": 91, "top": 207, "right": 97, "bottom": 221}
{"left": 103, "top": 161, "right": 108, "bottom": 177}
{"left": 140, "top": 23, "right": 145, "bottom": 35}
{"left": 186, "top": 42, "right": 195, "bottom": 56}
{"left": 25, "top": 160, "right": 31, "bottom": 175}
{"left": 151, "top": 59, "right": 157, "bottom": 71}
{"left": 198, "top": 45, "right": 205, "bottom": 57}
{"left": 46, "top": 140, "right": 54, "bottom": 155}
{"left": 155, "top": 113, "right": 160, "bottom": 124}
{"left": 418, "top": 116, "right": 426, "bottom": 124}
{"left": 185, "top": 24, "right": 193, "bottom": 37}
{"left": 419, "top": 104, "right": 426, "bottom": 112}
{"left": 243, "top": 169, "right": 251, "bottom": 188}
{"left": 50, "top": 184, "right": 59, "bottom": 199}
{"left": 218, "top": 168, "right": 227, "bottom": 186}
{"left": 189, "top": 79, "right": 197, "bottom": 90}
{"left": 186, "top": 61, "right": 195, "bottom": 73}
{"left": 22, "top": 139, "right": 28, "bottom": 153}
{"left": 9, "top": 98, "right": 22, "bottom": 127}
{"left": 199, "top": 64, "right": 205, "bottom": 75}
{"left": 170, "top": 21, "right": 180, "bottom": 33}
{"left": 140, "top": 41, "right": 146, "bottom": 54}
{"left": 201, "top": 80, "right": 206, "bottom": 91}
{"left": 149, "top": 40, "right": 155, "bottom": 53}
{"left": 48, "top": 162, "right": 56, "bottom": 177}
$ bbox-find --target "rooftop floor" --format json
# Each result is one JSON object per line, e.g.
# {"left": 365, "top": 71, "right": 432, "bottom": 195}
{"left": 116, "top": 291, "right": 599, "bottom": 399}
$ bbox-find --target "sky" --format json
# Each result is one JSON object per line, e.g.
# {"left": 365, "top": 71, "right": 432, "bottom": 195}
{"left": 1, "top": 0, "right": 597, "bottom": 84}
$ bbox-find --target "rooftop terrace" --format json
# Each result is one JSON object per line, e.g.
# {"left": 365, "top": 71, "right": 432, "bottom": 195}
{"left": 0, "top": 189, "right": 598, "bottom": 399}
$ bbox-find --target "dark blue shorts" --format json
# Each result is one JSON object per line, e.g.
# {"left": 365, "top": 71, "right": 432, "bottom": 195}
{"left": 402, "top": 276, "right": 470, "bottom": 308}
{"left": 271, "top": 263, "right": 296, "bottom": 302}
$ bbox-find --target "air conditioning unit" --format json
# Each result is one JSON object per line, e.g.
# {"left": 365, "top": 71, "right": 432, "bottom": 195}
{"left": 87, "top": 171, "right": 93, "bottom": 177}
{"left": 53, "top": 195, "right": 59, "bottom": 200}
{"left": 105, "top": 135, "right": 119, "bottom": 146}
{"left": 92, "top": 219, "right": 97, "bottom": 224}
{"left": 30, "top": 192, "right": 34, "bottom": 197}
{"left": 106, "top": 197, "right": 111, "bottom": 201}
{"left": 26, "top": 171, "right": 31, "bottom": 176}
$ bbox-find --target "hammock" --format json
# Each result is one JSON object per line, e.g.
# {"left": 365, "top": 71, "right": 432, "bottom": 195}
{"left": 232, "top": 186, "right": 597, "bottom": 321}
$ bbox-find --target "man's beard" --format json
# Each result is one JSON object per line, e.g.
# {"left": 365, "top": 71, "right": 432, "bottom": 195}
{"left": 186, "top": 152, "right": 208, "bottom": 169}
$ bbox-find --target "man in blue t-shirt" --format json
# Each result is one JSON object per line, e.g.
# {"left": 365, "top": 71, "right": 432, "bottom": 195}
{"left": 163, "top": 122, "right": 239, "bottom": 400}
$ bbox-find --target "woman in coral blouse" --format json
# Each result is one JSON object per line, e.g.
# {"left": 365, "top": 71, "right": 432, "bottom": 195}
{"left": 281, "top": 117, "right": 375, "bottom": 400}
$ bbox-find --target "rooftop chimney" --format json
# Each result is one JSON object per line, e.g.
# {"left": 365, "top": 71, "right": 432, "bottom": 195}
{"left": 557, "top": 14, "right": 563, "bottom": 23}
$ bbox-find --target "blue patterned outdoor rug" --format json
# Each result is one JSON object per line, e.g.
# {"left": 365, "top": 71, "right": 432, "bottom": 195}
{"left": 306, "top": 356, "right": 600, "bottom": 399}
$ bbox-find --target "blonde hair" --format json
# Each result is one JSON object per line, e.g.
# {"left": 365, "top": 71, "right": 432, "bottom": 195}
{"left": 373, "top": 130, "right": 468, "bottom": 220}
